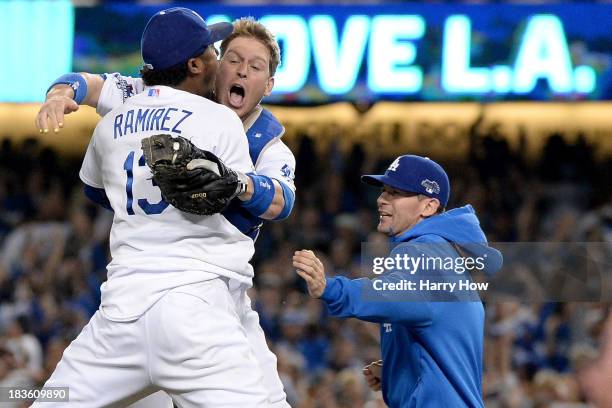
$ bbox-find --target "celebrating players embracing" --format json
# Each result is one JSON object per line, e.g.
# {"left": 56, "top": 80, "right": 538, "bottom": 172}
{"left": 32, "top": 8, "right": 270, "bottom": 407}
{"left": 37, "top": 12, "right": 295, "bottom": 408}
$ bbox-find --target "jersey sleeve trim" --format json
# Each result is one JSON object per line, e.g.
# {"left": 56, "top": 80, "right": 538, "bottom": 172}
{"left": 83, "top": 184, "right": 113, "bottom": 211}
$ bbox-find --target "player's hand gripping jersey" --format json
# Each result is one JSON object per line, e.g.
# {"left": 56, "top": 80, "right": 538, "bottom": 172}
{"left": 80, "top": 85, "right": 255, "bottom": 321}
{"left": 97, "top": 73, "right": 296, "bottom": 239}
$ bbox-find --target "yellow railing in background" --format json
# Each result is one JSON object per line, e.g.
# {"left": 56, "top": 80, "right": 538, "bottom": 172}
{"left": 1, "top": 102, "right": 611, "bottom": 159}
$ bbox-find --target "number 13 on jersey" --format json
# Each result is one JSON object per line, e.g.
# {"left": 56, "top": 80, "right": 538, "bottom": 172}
{"left": 123, "top": 151, "right": 169, "bottom": 215}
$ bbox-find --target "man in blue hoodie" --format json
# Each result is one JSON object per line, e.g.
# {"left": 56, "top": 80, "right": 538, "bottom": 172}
{"left": 293, "top": 155, "right": 502, "bottom": 408}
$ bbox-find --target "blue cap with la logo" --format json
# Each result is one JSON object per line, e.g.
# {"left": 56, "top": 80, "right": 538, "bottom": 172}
{"left": 141, "top": 7, "right": 233, "bottom": 71}
{"left": 361, "top": 155, "right": 450, "bottom": 207}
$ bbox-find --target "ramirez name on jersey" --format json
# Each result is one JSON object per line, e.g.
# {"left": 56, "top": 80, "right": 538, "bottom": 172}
{"left": 113, "top": 107, "right": 193, "bottom": 139}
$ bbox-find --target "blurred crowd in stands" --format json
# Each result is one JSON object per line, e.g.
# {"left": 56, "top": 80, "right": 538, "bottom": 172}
{"left": 0, "top": 117, "right": 610, "bottom": 407}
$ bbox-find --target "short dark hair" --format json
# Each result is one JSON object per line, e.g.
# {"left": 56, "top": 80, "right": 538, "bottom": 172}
{"left": 141, "top": 61, "right": 189, "bottom": 87}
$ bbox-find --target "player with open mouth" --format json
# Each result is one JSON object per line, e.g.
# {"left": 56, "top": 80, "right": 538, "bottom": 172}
{"left": 215, "top": 35, "right": 274, "bottom": 122}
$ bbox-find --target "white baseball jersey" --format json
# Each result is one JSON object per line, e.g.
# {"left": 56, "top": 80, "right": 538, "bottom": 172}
{"left": 95, "top": 74, "right": 292, "bottom": 408}
{"left": 80, "top": 85, "right": 255, "bottom": 322}
{"left": 98, "top": 73, "right": 296, "bottom": 193}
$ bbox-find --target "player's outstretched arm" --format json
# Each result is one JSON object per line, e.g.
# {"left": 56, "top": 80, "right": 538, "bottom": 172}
{"left": 239, "top": 175, "right": 294, "bottom": 220}
{"left": 242, "top": 141, "right": 296, "bottom": 220}
{"left": 293, "top": 249, "right": 434, "bottom": 325}
{"left": 264, "top": 179, "right": 293, "bottom": 219}
{"left": 35, "top": 72, "right": 104, "bottom": 133}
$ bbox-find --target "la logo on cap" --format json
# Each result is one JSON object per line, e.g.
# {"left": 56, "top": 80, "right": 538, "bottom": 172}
{"left": 388, "top": 158, "right": 401, "bottom": 172}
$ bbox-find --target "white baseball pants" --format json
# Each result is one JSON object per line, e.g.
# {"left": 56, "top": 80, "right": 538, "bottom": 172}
{"left": 128, "top": 285, "right": 290, "bottom": 408}
{"left": 31, "top": 279, "right": 268, "bottom": 408}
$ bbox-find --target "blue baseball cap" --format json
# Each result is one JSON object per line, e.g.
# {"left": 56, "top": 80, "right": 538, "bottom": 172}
{"left": 141, "top": 7, "right": 233, "bottom": 70}
{"left": 361, "top": 155, "right": 450, "bottom": 207}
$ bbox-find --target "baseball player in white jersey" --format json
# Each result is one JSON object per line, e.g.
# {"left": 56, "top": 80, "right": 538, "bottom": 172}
{"left": 32, "top": 8, "right": 271, "bottom": 407}
{"left": 38, "top": 16, "right": 295, "bottom": 408}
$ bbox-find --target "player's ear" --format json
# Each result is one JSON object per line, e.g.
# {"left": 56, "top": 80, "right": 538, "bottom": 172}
{"left": 263, "top": 76, "right": 274, "bottom": 97}
{"left": 421, "top": 198, "right": 440, "bottom": 218}
{"left": 187, "top": 56, "right": 205, "bottom": 75}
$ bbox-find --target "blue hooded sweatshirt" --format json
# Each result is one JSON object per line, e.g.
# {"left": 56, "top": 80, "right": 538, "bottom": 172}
{"left": 320, "top": 205, "right": 502, "bottom": 408}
